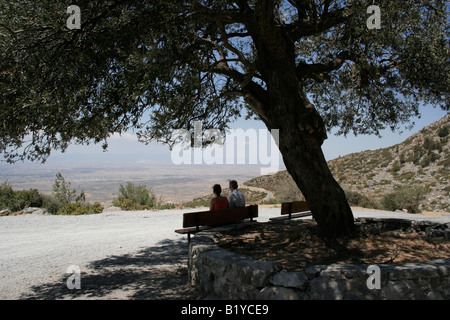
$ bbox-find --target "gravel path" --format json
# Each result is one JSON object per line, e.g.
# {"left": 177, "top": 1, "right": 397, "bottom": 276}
{"left": 1, "top": 207, "right": 449, "bottom": 300}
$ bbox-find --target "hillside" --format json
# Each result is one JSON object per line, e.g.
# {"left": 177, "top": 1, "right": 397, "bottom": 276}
{"left": 245, "top": 114, "right": 450, "bottom": 213}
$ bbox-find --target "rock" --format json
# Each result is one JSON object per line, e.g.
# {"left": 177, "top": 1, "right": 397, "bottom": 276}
{"left": 388, "top": 231, "right": 403, "bottom": 238}
{"left": 381, "top": 280, "right": 425, "bottom": 300}
{"left": 270, "top": 271, "right": 308, "bottom": 289}
{"left": 406, "top": 227, "right": 416, "bottom": 234}
{"left": 368, "top": 225, "right": 381, "bottom": 235}
{"left": 0, "top": 209, "right": 12, "bottom": 216}
{"left": 444, "top": 229, "right": 450, "bottom": 240}
{"left": 425, "top": 227, "right": 444, "bottom": 238}
{"left": 258, "top": 286, "right": 302, "bottom": 300}
{"left": 309, "top": 277, "right": 347, "bottom": 300}
{"left": 25, "top": 207, "right": 48, "bottom": 215}
{"left": 189, "top": 220, "right": 450, "bottom": 300}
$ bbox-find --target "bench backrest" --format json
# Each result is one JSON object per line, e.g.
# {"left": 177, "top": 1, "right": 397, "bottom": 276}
{"left": 183, "top": 205, "right": 258, "bottom": 230}
{"left": 281, "top": 201, "right": 310, "bottom": 215}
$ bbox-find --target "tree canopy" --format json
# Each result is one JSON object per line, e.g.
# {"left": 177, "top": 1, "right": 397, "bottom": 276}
{"left": 1, "top": 0, "right": 448, "bottom": 163}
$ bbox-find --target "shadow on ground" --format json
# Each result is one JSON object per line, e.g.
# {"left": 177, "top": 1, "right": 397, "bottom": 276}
{"left": 20, "top": 239, "right": 199, "bottom": 300}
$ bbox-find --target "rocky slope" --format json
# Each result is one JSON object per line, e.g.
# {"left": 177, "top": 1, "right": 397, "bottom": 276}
{"left": 245, "top": 114, "right": 450, "bottom": 212}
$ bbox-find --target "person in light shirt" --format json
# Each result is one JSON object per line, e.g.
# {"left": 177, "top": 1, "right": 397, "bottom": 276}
{"left": 228, "top": 180, "right": 245, "bottom": 208}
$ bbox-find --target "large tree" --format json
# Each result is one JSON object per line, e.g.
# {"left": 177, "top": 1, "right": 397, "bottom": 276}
{"left": 1, "top": 1, "right": 448, "bottom": 238}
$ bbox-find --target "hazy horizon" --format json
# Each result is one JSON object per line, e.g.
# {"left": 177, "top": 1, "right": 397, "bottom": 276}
{"left": 0, "top": 107, "right": 447, "bottom": 206}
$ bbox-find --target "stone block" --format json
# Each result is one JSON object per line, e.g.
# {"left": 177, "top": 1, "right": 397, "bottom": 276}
{"left": 308, "top": 277, "right": 347, "bottom": 300}
{"left": 270, "top": 271, "right": 308, "bottom": 289}
{"left": 258, "top": 286, "right": 302, "bottom": 300}
{"left": 381, "top": 280, "right": 425, "bottom": 300}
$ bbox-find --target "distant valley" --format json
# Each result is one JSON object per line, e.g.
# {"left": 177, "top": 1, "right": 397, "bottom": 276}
{"left": 1, "top": 115, "right": 448, "bottom": 212}
{"left": 0, "top": 161, "right": 263, "bottom": 206}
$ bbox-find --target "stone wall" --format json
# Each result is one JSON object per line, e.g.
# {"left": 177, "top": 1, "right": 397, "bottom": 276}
{"left": 188, "top": 218, "right": 450, "bottom": 300}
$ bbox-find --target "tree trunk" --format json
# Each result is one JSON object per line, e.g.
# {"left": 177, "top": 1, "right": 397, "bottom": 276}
{"left": 276, "top": 112, "right": 356, "bottom": 239}
{"left": 263, "top": 99, "right": 355, "bottom": 239}
{"left": 254, "top": 65, "right": 354, "bottom": 239}
{"left": 246, "top": 17, "right": 355, "bottom": 239}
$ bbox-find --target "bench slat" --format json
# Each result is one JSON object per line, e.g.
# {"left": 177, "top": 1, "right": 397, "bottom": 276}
{"left": 175, "top": 205, "right": 259, "bottom": 242}
{"left": 268, "top": 201, "right": 312, "bottom": 222}
{"left": 175, "top": 226, "right": 210, "bottom": 234}
{"left": 182, "top": 205, "right": 258, "bottom": 228}
{"left": 281, "top": 201, "right": 309, "bottom": 215}
{"left": 269, "top": 211, "right": 312, "bottom": 221}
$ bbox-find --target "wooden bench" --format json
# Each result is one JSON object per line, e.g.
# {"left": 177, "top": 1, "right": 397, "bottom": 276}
{"left": 269, "top": 201, "right": 312, "bottom": 221}
{"left": 175, "top": 205, "right": 258, "bottom": 242}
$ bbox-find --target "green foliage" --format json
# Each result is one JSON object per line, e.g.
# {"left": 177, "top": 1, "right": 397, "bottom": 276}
{"left": 394, "top": 171, "right": 416, "bottom": 181}
{"left": 0, "top": 181, "right": 43, "bottom": 212}
{"left": 182, "top": 197, "right": 211, "bottom": 209}
{"left": 419, "top": 152, "right": 439, "bottom": 168}
{"left": 0, "top": 181, "right": 15, "bottom": 210}
{"left": 381, "top": 185, "right": 428, "bottom": 213}
{"left": 389, "top": 161, "right": 402, "bottom": 173}
{"left": 40, "top": 194, "right": 64, "bottom": 214}
{"left": 51, "top": 173, "right": 103, "bottom": 214}
{"left": 382, "top": 193, "right": 398, "bottom": 212}
{"left": 112, "top": 182, "right": 159, "bottom": 210}
{"left": 0, "top": 176, "right": 104, "bottom": 215}
{"left": 53, "top": 173, "right": 77, "bottom": 205}
{"left": 53, "top": 172, "right": 87, "bottom": 204}
{"left": 0, "top": 1, "right": 448, "bottom": 163}
{"left": 13, "top": 189, "right": 43, "bottom": 210}
{"left": 423, "top": 138, "right": 441, "bottom": 153}
{"left": 412, "top": 145, "right": 424, "bottom": 165}
{"left": 438, "top": 126, "right": 449, "bottom": 138}
{"left": 56, "top": 202, "right": 103, "bottom": 215}
{"left": 344, "top": 190, "right": 377, "bottom": 209}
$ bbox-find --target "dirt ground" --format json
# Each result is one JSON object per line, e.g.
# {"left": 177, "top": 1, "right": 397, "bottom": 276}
{"left": 216, "top": 220, "right": 450, "bottom": 272}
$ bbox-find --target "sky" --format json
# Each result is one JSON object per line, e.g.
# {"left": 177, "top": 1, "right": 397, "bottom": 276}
{"left": 32, "top": 104, "right": 448, "bottom": 171}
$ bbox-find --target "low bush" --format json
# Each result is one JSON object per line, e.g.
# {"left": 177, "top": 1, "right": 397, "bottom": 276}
{"left": 56, "top": 202, "right": 103, "bottom": 215}
{"left": 112, "top": 197, "right": 146, "bottom": 211}
{"left": 40, "top": 194, "right": 65, "bottom": 214}
{"left": 0, "top": 181, "right": 44, "bottom": 212}
{"left": 381, "top": 185, "right": 427, "bottom": 213}
{"left": 112, "top": 182, "right": 160, "bottom": 210}
{"left": 419, "top": 152, "right": 439, "bottom": 168}
{"left": 344, "top": 190, "right": 377, "bottom": 209}
{"left": 438, "top": 125, "right": 449, "bottom": 138}
{"left": 0, "top": 177, "right": 103, "bottom": 215}
{"left": 0, "top": 182, "right": 16, "bottom": 210}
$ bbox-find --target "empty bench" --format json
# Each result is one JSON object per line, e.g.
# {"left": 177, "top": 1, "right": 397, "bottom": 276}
{"left": 175, "top": 205, "right": 258, "bottom": 242}
{"left": 269, "top": 201, "right": 312, "bottom": 221}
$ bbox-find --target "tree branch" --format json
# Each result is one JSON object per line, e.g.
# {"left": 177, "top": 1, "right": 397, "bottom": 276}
{"left": 187, "top": 0, "right": 251, "bottom": 25}
{"left": 296, "top": 51, "right": 358, "bottom": 81}
{"left": 288, "top": 3, "right": 355, "bottom": 40}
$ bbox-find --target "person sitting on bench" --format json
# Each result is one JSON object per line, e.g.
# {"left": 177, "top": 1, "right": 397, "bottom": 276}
{"left": 210, "top": 184, "right": 228, "bottom": 211}
{"left": 228, "top": 180, "right": 245, "bottom": 208}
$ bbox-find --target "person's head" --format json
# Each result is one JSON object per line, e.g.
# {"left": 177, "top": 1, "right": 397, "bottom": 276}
{"left": 212, "top": 184, "right": 222, "bottom": 196}
{"left": 229, "top": 180, "right": 238, "bottom": 190}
